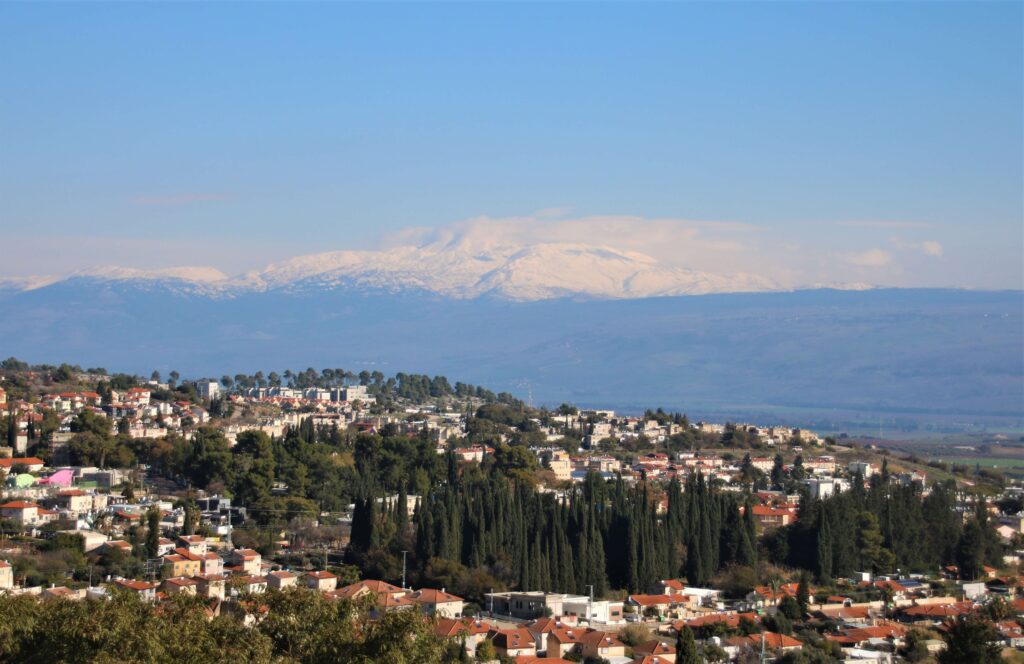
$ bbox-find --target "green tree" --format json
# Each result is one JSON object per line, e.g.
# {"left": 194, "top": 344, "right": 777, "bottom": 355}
{"left": 855, "top": 511, "right": 895, "bottom": 574}
{"left": 232, "top": 430, "right": 275, "bottom": 506}
{"left": 475, "top": 639, "right": 496, "bottom": 661}
{"left": 937, "top": 615, "right": 1001, "bottom": 664}
{"left": 900, "top": 629, "right": 931, "bottom": 662}
{"left": 675, "top": 625, "right": 700, "bottom": 664}
{"left": 778, "top": 595, "right": 802, "bottom": 621}
{"left": 795, "top": 571, "right": 810, "bottom": 615}
{"left": 182, "top": 500, "right": 198, "bottom": 536}
{"left": 145, "top": 507, "right": 161, "bottom": 558}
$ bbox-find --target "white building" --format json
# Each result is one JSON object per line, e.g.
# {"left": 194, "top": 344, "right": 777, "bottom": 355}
{"left": 0, "top": 560, "right": 12, "bottom": 590}
{"left": 196, "top": 381, "right": 220, "bottom": 400}
{"left": 805, "top": 478, "right": 850, "bottom": 499}
{"left": 561, "top": 597, "right": 626, "bottom": 625}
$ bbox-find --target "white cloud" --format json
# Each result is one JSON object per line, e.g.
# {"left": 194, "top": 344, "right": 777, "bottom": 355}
{"left": 889, "top": 237, "right": 944, "bottom": 257}
{"left": 836, "top": 220, "right": 933, "bottom": 229}
{"left": 843, "top": 248, "right": 893, "bottom": 267}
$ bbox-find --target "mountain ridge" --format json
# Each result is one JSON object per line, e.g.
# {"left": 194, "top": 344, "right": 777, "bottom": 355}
{"left": 0, "top": 281, "right": 1019, "bottom": 427}
{"left": 1, "top": 240, "right": 799, "bottom": 301}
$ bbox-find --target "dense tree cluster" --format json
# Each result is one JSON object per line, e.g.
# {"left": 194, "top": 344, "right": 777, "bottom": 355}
{"left": 348, "top": 467, "right": 758, "bottom": 600}
{"left": 0, "top": 588, "right": 448, "bottom": 664}
{"left": 771, "top": 477, "right": 1001, "bottom": 580}
{"left": 219, "top": 366, "right": 517, "bottom": 407}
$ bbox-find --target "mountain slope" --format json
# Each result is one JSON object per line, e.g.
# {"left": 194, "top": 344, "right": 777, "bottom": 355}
{"left": 4, "top": 241, "right": 781, "bottom": 301}
{"left": 0, "top": 282, "right": 1019, "bottom": 428}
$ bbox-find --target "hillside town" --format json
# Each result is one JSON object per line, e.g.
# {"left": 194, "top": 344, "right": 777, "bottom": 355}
{"left": 1, "top": 360, "right": 1022, "bottom": 663}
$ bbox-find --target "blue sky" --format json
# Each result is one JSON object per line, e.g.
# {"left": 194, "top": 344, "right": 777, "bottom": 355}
{"left": 1, "top": 2, "right": 1021, "bottom": 288}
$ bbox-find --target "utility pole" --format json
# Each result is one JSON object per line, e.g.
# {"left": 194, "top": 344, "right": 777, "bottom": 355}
{"left": 587, "top": 584, "right": 593, "bottom": 624}
{"left": 401, "top": 550, "right": 408, "bottom": 590}
{"left": 489, "top": 587, "right": 494, "bottom": 616}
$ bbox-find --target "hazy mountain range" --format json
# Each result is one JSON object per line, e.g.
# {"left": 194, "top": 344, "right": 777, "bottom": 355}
{"left": 0, "top": 239, "right": 786, "bottom": 301}
{"left": 0, "top": 241, "right": 1019, "bottom": 431}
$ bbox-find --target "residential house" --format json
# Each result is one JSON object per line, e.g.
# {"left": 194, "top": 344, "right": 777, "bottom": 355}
{"left": 487, "top": 628, "right": 537, "bottom": 659}
{"left": 526, "top": 618, "right": 563, "bottom": 654}
{"left": 651, "top": 579, "right": 686, "bottom": 596}
{"left": 61, "top": 529, "right": 108, "bottom": 553}
{"left": 0, "top": 457, "right": 45, "bottom": 473}
{"left": 42, "top": 586, "right": 84, "bottom": 602}
{"left": 195, "top": 574, "right": 227, "bottom": 599}
{"left": 229, "top": 548, "right": 262, "bottom": 575}
{"left": 577, "top": 630, "right": 626, "bottom": 660}
{"left": 177, "top": 535, "right": 208, "bottom": 556}
{"left": 114, "top": 579, "right": 157, "bottom": 602}
{"left": 898, "top": 602, "right": 971, "bottom": 625}
{"left": 235, "top": 575, "right": 268, "bottom": 595}
{"left": 996, "top": 621, "right": 1024, "bottom": 648}
{"left": 434, "top": 618, "right": 492, "bottom": 657}
{"left": 747, "top": 583, "right": 808, "bottom": 607}
{"left": 199, "top": 552, "right": 223, "bottom": 576}
{"left": 303, "top": 571, "right": 338, "bottom": 593}
{"left": 674, "top": 612, "right": 760, "bottom": 635}
{"left": 627, "top": 594, "right": 677, "bottom": 618}
{"left": 561, "top": 597, "right": 625, "bottom": 624}
{"left": 633, "top": 640, "right": 676, "bottom": 663}
{"left": 101, "top": 540, "right": 134, "bottom": 556}
{"left": 371, "top": 591, "right": 416, "bottom": 614}
{"left": 162, "top": 552, "right": 201, "bottom": 578}
{"left": 749, "top": 505, "right": 796, "bottom": 529}
{"left": 161, "top": 577, "right": 199, "bottom": 596}
{"left": 1, "top": 500, "right": 52, "bottom": 526}
{"left": 333, "top": 579, "right": 407, "bottom": 602}
{"left": 156, "top": 538, "right": 176, "bottom": 556}
{"left": 826, "top": 624, "right": 907, "bottom": 650}
{"left": 727, "top": 632, "right": 802, "bottom": 654}
{"left": 546, "top": 627, "right": 586, "bottom": 658}
{"left": 486, "top": 591, "right": 591, "bottom": 620}
{"left": 267, "top": 570, "right": 297, "bottom": 590}
{"left": 406, "top": 588, "right": 464, "bottom": 617}
{"left": 53, "top": 490, "right": 93, "bottom": 515}
{"left": 547, "top": 452, "right": 572, "bottom": 481}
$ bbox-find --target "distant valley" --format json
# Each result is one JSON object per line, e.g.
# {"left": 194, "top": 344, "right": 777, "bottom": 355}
{"left": 0, "top": 268, "right": 1019, "bottom": 431}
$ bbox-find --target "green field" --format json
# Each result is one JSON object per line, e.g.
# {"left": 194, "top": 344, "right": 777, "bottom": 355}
{"left": 946, "top": 456, "right": 1024, "bottom": 470}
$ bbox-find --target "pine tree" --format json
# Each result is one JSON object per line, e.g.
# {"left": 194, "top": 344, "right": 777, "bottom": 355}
{"left": 675, "top": 625, "right": 701, "bottom": 664}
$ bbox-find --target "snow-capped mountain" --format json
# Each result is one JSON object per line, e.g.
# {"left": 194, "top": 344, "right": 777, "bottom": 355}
{"left": 6, "top": 241, "right": 783, "bottom": 301}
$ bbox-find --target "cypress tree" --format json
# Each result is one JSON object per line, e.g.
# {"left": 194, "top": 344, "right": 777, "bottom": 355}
{"left": 816, "top": 512, "right": 833, "bottom": 582}
{"left": 395, "top": 482, "right": 408, "bottom": 534}
{"left": 675, "top": 625, "right": 700, "bottom": 664}
{"left": 796, "top": 571, "right": 811, "bottom": 615}
{"left": 145, "top": 507, "right": 160, "bottom": 558}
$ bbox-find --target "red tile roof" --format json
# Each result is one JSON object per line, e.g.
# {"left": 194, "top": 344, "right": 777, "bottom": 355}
{"left": 435, "top": 617, "right": 492, "bottom": 638}
{"left": 729, "top": 632, "right": 802, "bottom": 649}
{"left": 629, "top": 594, "right": 675, "bottom": 606}
{"left": 0, "top": 501, "right": 39, "bottom": 509}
